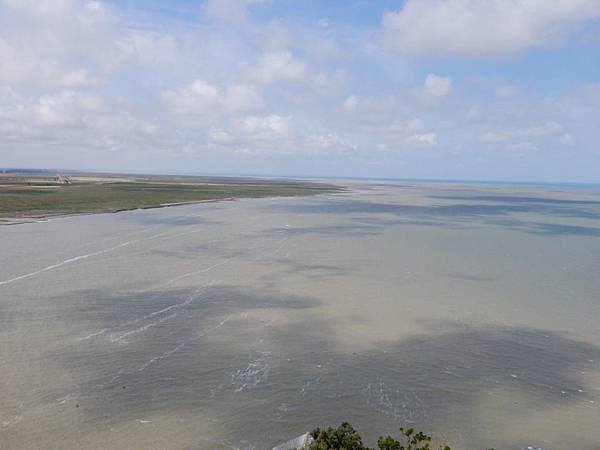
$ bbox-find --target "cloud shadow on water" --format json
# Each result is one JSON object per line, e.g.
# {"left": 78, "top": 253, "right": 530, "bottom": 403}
{"left": 124, "top": 212, "right": 218, "bottom": 227}
{"left": 428, "top": 194, "right": 600, "bottom": 206}
{"left": 530, "top": 222, "right": 600, "bottom": 237}
{"left": 270, "top": 195, "right": 600, "bottom": 239}
{"left": 273, "top": 198, "right": 600, "bottom": 220}
{"left": 47, "top": 285, "right": 600, "bottom": 450}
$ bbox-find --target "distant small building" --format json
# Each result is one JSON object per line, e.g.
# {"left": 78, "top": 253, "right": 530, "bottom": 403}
{"left": 55, "top": 174, "right": 72, "bottom": 185}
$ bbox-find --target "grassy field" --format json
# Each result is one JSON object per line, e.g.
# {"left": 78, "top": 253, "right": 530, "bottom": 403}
{"left": 0, "top": 173, "right": 342, "bottom": 220}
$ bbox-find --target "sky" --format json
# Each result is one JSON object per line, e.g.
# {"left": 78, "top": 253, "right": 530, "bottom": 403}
{"left": 1, "top": 0, "right": 599, "bottom": 182}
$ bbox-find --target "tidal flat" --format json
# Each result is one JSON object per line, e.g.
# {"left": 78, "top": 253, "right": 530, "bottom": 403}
{"left": 1, "top": 180, "right": 600, "bottom": 449}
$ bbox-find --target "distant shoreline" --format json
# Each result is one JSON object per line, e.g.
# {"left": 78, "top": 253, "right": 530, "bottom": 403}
{"left": 0, "top": 173, "right": 343, "bottom": 225}
{"left": 0, "top": 197, "right": 237, "bottom": 226}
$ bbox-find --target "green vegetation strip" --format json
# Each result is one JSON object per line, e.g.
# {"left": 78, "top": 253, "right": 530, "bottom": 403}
{"left": 309, "top": 422, "right": 495, "bottom": 450}
{"left": 0, "top": 180, "right": 342, "bottom": 219}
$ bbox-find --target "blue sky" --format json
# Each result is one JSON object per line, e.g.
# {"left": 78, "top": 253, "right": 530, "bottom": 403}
{"left": 1, "top": 0, "right": 599, "bottom": 182}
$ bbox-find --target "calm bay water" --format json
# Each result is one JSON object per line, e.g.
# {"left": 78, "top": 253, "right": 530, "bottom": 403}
{"left": 1, "top": 181, "right": 600, "bottom": 449}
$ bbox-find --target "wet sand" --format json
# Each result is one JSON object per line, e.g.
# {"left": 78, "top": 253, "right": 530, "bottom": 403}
{"left": 1, "top": 180, "right": 600, "bottom": 449}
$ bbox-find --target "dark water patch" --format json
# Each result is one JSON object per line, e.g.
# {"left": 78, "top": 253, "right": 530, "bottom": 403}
{"left": 273, "top": 199, "right": 533, "bottom": 218}
{"left": 49, "top": 282, "right": 600, "bottom": 449}
{"left": 349, "top": 216, "right": 454, "bottom": 229}
{"left": 61, "top": 285, "right": 318, "bottom": 330}
{"left": 258, "top": 261, "right": 348, "bottom": 287}
{"left": 446, "top": 272, "right": 497, "bottom": 282}
{"left": 530, "top": 223, "right": 600, "bottom": 237}
{"left": 277, "top": 261, "right": 347, "bottom": 277}
{"left": 273, "top": 198, "right": 600, "bottom": 223}
{"left": 145, "top": 243, "right": 248, "bottom": 261}
{"left": 428, "top": 194, "right": 600, "bottom": 205}
{"left": 264, "top": 217, "right": 451, "bottom": 240}
{"left": 266, "top": 223, "right": 382, "bottom": 237}
{"left": 360, "top": 183, "right": 418, "bottom": 190}
{"left": 481, "top": 217, "right": 527, "bottom": 227}
{"left": 124, "top": 213, "right": 217, "bottom": 227}
{"left": 254, "top": 322, "right": 600, "bottom": 449}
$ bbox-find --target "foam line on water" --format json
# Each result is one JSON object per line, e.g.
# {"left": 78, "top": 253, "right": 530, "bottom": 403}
{"left": 137, "top": 314, "right": 232, "bottom": 371}
{"left": 199, "top": 314, "right": 232, "bottom": 336}
{"left": 138, "top": 342, "right": 186, "bottom": 371}
{"left": 231, "top": 354, "right": 271, "bottom": 392}
{"left": 1, "top": 415, "right": 23, "bottom": 428}
{"left": 253, "top": 236, "right": 289, "bottom": 261}
{"left": 76, "top": 282, "right": 215, "bottom": 342}
{"left": 0, "top": 240, "right": 134, "bottom": 287}
{"left": 0, "top": 224, "right": 212, "bottom": 288}
{"left": 165, "top": 257, "right": 237, "bottom": 286}
{"left": 78, "top": 328, "right": 108, "bottom": 341}
{"left": 109, "top": 312, "right": 177, "bottom": 343}
{"left": 122, "top": 282, "right": 213, "bottom": 327}
{"left": 162, "top": 234, "right": 284, "bottom": 287}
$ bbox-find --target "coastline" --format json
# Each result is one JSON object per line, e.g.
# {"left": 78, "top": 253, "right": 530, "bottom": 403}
{"left": 0, "top": 198, "right": 237, "bottom": 226}
{"left": 0, "top": 188, "right": 344, "bottom": 226}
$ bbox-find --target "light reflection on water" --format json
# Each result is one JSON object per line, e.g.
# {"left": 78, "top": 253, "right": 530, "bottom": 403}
{"left": 1, "top": 181, "right": 600, "bottom": 449}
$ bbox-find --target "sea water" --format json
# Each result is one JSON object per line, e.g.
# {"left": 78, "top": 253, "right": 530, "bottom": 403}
{"left": 1, "top": 180, "right": 599, "bottom": 449}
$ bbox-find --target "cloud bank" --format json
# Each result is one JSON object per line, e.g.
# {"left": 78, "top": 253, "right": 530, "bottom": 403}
{"left": 0, "top": 0, "right": 599, "bottom": 181}
{"left": 382, "top": 0, "right": 600, "bottom": 57}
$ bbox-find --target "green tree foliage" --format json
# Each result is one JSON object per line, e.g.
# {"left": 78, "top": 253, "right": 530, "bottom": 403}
{"left": 309, "top": 422, "right": 369, "bottom": 450}
{"left": 376, "top": 427, "right": 449, "bottom": 450}
{"left": 309, "top": 423, "right": 494, "bottom": 450}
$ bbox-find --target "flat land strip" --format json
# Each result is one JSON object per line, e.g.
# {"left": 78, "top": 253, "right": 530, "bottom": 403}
{"left": 0, "top": 171, "right": 342, "bottom": 221}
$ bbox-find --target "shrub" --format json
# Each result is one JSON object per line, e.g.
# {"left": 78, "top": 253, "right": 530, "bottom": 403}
{"left": 308, "top": 422, "right": 494, "bottom": 450}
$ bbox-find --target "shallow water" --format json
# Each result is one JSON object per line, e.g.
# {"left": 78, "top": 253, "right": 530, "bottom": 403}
{"left": 1, "top": 181, "right": 600, "bottom": 450}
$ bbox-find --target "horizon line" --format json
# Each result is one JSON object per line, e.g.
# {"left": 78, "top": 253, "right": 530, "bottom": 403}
{"left": 1, "top": 166, "right": 599, "bottom": 187}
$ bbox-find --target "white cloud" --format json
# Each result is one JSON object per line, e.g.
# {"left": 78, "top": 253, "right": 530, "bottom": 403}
{"left": 203, "top": 0, "right": 266, "bottom": 24}
{"left": 306, "top": 133, "right": 356, "bottom": 154}
{"left": 480, "top": 132, "right": 508, "bottom": 143}
{"left": 0, "top": 0, "right": 120, "bottom": 87}
{"left": 385, "top": 119, "right": 422, "bottom": 134}
{"left": 382, "top": 0, "right": 600, "bottom": 57}
{"left": 252, "top": 51, "right": 306, "bottom": 83}
{"left": 30, "top": 94, "right": 78, "bottom": 127}
{"left": 0, "top": 0, "right": 109, "bottom": 23}
{"left": 120, "top": 31, "right": 180, "bottom": 68}
{"left": 465, "top": 105, "right": 482, "bottom": 122}
{"left": 495, "top": 84, "right": 518, "bottom": 98}
{"left": 310, "top": 70, "right": 347, "bottom": 94}
{"left": 0, "top": 35, "right": 99, "bottom": 88}
{"left": 407, "top": 133, "right": 437, "bottom": 146}
{"left": 559, "top": 133, "right": 576, "bottom": 146}
{"left": 11, "top": 90, "right": 103, "bottom": 128}
{"left": 209, "top": 127, "right": 235, "bottom": 144}
{"left": 236, "top": 114, "right": 292, "bottom": 140}
{"left": 163, "top": 80, "right": 263, "bottom": 116}
{"left": 343, "top": 95, "right": 358, "bottom": 113}
{"left": 506, "top": 141, "right": 537, "bottom": 152}
{"left": 388, "top": 120, "right": 438, "bottom": 147}
{"left": 261, "top": 20, "right": 291, "bottom": 52}
{"left": 521, "top": 122, "right": 563, "bottom": 137}
{"left": 481, "top": 122, "right": 566, "bottom": 143}
{"left": 304, "top": 37, "right": 350, "bottom": 63}
{"left": 225, "top": 85, "right": 264, "bottom": 112}
{"left": 0, "top": 0, "right": 597, "bottom": 179}
{"left": 342, "top": 94, "right": 396, "bottom": 117}
{"left": 318, "top": 18, "right": 330, "bottom": 28}
{"left": 423, "top": 74, "right": 452, "bottom": 97}
{"left": 163, "top": 80, "right": 220, "bottom": 115}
